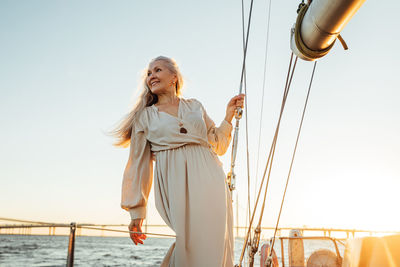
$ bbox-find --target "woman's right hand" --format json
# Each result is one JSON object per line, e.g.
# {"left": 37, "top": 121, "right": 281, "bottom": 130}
{"left": 129, "top": 218, "right": 146, "bottom": 245}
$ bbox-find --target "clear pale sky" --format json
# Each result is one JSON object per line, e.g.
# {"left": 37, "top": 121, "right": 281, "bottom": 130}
{"left": 1, "top": 0, "right": 399, "bottom": 234}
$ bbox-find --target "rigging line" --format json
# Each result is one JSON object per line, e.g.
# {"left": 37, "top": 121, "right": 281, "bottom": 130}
{"left": 254, "top": 0, "right": 273, "bottom": 208}
{"left": 227, "top": 0, "right": 254, "bottom": 193}
{"left": 244, "top": 57, "right": 252, "bottom": 267}
{"left": 241, "top": 0, "right": 252, "bottom": 243}
{"left": 238, "top": 0, "right": 254, "bottom": 93}
{"left": 237, "top": 54, "right": 295, "bottom": 265}
{"left": 79, "top": 226, "right": 176, "bottom": 238}
{"left": 256, "top": 55, "right": 298, "bottom": 227}
{"left": 269, "top": 61, "right": 317, "bottom": 253}
{"left": 257, "top": 54, "right": 298, "bottom": 218}
{"left": 240, "top": 57, "right": 298, "bottom": 267}
{"left": 243, "top": 85, "right": 251, "bottom": 261}
{"left": 247, "top": 57, "right": 298, "bottom": 267}
{"left": 237, "top": 53, "right": 296, "bottom": 266}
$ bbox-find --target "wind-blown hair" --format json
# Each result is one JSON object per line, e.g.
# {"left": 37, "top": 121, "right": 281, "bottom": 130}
{"left": 110, "top": 56, "right": 184, "bottom": 147}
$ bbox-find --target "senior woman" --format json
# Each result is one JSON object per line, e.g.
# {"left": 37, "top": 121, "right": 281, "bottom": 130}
{"left": 112, "top": 56, "right": 244, "bottom": 267}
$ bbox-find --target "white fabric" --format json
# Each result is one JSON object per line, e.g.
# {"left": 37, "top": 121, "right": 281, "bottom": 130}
{"left": 121, "top": 98, "right": 234, "bottom": 267}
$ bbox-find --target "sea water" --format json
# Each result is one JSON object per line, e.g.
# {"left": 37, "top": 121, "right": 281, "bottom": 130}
{"left": 0, "top": 235, "right": 344, "bottom": 266}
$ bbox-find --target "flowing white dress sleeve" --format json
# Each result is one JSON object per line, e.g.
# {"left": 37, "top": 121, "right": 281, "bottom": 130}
{"left": 197, "top": 100, "right": 233, "bottom": 156}
{"left": 121, "top": 115, "right": 153, "bottom": 220}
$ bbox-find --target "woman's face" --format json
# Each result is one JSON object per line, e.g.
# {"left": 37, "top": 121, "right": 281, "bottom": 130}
{"left": 146, "top": 60, "right": 177, "bottom": 95}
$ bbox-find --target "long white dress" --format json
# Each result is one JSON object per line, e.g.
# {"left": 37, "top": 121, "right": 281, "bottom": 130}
{"left": 121, "top": 97, "right": 234, "bottom": 267}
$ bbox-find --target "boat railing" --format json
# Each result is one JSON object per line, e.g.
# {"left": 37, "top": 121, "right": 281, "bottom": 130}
{"left": 0, "top": 217, "right": 175, "bottom": 267}
{"left": 1, "top": 217, "right": 400, "bottom": 267}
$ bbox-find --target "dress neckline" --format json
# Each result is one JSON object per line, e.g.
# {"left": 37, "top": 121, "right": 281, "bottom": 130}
{"left": 153, "top": 98, "right": 182, "bottom": 120}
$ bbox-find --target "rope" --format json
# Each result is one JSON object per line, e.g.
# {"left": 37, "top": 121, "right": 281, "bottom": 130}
{"left": 0, "top": 217, "right": 176, "bottom": 238}
{"left": 238, "top": 0, "right": 255, "bottom": 94}
{"left": 79, "top": 226, "right": 176, "bottom": 238}
{"left": 254, "top": 0, "right": 273, "bottom": 213}
{"left": 241, "top": 0, "right": 252, "bottom": 240}
{"left": 337, "top": 34, "right": 348, "bottom": 50}
{"left": 247, "top": 56, "right": 298, "bottom": 267}
{"left": 227, "top": 0, "right": 255, "bottom": 192}
{"left": 269, "top": 61, "right": 317, "bottom": 257}
{"left": 237, "top": 53, "right": 297, "bottom": 266}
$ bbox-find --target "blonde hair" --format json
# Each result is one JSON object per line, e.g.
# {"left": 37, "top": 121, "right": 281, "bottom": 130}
{"left": 110, "top": 56, "right": 184, "bottom": 147}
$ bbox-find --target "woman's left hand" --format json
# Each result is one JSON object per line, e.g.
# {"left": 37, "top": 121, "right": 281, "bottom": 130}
{"left": 225, "top": 94, "right": 245, "bottom": 123}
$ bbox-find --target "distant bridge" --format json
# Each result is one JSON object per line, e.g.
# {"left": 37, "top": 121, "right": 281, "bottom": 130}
{"left": 1, "top": 217, "right": 399, "bottom": 239}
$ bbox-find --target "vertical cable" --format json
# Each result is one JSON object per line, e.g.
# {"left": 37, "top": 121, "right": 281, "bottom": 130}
{"left": 269, "top": 61, "right": 317, "bottom": 253}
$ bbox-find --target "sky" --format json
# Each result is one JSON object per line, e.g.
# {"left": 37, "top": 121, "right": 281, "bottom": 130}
{"left": 1, "top": 0, "right": 399, "bottom": 236}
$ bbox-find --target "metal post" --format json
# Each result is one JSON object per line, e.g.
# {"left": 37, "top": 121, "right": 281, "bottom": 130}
{"left": 66, "top": 222, "right": 77, "bottom": 267}
{"left": 227, "top": 107, "right": 243, "bottom": 192}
